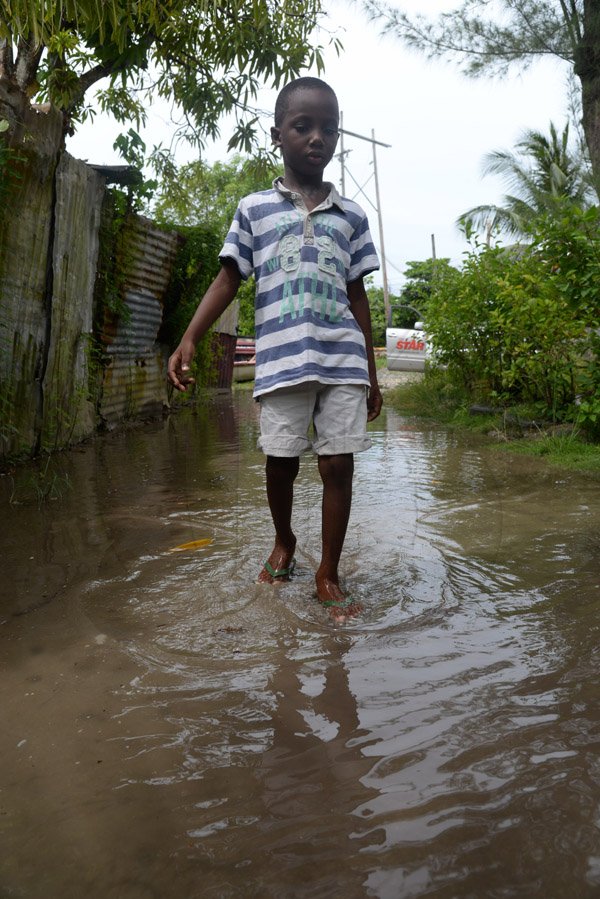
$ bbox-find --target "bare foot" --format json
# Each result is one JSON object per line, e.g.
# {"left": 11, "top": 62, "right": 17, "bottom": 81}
{"left": 316, "top": 576, "right": 363, "bottom": 622}
{"left": 258, "top": 538, "right": 297, "bottom": 584}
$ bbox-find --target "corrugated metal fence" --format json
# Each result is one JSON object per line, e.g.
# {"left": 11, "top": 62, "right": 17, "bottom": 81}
{"left": 99, "top": 216, "right": 181, "bottom": 427}
{"left": 0, "top": 86, "right": 236, "bottom": 462}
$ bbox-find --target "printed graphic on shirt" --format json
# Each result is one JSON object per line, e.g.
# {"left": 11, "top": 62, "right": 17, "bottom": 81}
{"left": 218, "top": 185, "right": 380, "bottom": 397}
{"left": 275, "top": 229, "right": 342, "bottom": 323}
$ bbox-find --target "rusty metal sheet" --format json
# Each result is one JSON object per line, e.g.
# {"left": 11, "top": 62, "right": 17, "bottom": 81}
{"left": 99, "top": 217, "right": 180, "bottom": 427}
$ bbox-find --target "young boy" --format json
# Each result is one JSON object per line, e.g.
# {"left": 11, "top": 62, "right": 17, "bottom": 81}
{"left": 167, "top": 76, "right": 382, "bottom": 620}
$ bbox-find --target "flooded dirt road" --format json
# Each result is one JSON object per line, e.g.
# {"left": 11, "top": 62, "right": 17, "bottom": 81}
{"left": 2, "top": 389, "right": 600, "bottom": 898}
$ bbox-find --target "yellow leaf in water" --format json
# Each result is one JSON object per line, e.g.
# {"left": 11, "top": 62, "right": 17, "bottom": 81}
{"left": 170, "top": 538, "right": 213, "bottom": 552}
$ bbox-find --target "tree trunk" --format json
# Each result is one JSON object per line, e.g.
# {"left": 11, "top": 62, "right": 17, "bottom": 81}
{"left": 0, "top": 39, "right": 14, "bottom": 81}
{"left": 15, "top": 37, "right": 44, "bottom": 93}
{"left": 577, "top": 0, "right": 600, "bottom": 190}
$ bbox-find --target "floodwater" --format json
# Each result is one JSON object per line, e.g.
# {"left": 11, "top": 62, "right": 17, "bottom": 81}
{"left": 1, "top": 389, "right": 600, "bottom": 899}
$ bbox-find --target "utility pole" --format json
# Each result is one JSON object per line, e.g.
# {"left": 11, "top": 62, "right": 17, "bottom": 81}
{"left": 337, "top": 119, "right": 391, "bottom": 323}
{"left": 339, "top": 111, "right": 346, "bottom": 196}
{"left": 372, "top": 128, "right": 390, "bottom": 326}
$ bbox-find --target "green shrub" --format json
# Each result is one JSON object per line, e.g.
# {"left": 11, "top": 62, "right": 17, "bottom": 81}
{"left": 424, "top": 204, "right": 600, "bottom": 430}
{"left": 160, "top": 223, "right": 223, "bottom": 388}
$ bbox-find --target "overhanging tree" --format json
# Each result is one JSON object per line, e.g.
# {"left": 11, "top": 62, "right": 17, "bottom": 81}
{"left": 0, "top": 0, "right": 331, "bottom": 150}
{"left": 362, "top": 0, "right": 600, "bottom": 190}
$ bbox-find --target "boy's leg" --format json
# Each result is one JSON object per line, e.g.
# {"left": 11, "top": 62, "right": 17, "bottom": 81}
{"left": 312, "top": 385, "right": 371, "bottom": 617}
{"left": 257, "top": 385, "right": 315, "bottom": 583}
{"left": 258, "top": 455, "right": 299, "bottom": 583}
{"left": 316, "top": 453, "right": 361, "bottom": 613}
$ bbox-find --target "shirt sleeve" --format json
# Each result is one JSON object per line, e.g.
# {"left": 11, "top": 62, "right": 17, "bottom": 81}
{"left": 348, "top": 210, "right": 380, "bottom": 283}
{"left": 219, "top": 198, "right": 254, "bottom": 281}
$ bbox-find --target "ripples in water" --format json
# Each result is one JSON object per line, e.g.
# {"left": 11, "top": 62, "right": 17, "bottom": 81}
{"left": 2, "top": 394, "right": 600, "bottom": 897}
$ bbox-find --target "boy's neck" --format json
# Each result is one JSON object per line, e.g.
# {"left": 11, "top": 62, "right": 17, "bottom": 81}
{"left": 281, "top": 170, "right": 330, "bottom": 211}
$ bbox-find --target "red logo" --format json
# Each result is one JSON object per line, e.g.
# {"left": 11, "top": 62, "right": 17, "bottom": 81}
{"left": 396, "top": 339, "right": 425, "bottom": 351}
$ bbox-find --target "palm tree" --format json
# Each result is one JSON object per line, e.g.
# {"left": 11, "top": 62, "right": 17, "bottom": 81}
{"left": 458, "top": 122, "right": 597, "bottom": 240}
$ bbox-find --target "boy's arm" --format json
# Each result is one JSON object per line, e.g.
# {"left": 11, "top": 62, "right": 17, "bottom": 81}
{"left": 167, "top": 260, "right": 242, "bottom": 392}
{"left": 347, "top": 276, "right": 383, "bottom": 422}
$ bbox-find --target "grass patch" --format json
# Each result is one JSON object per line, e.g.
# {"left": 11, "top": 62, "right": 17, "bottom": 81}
{"left": 386, "top": 371, "right": 482, "bottom": 428}
{"left": 497, "top": 434, "right": 600, "bottom": 474}
{"left": 6, "top": 454, "right": 73, "bottom": 505}
{"left": 386, "top": 370, "right": 600, "bottom": 475}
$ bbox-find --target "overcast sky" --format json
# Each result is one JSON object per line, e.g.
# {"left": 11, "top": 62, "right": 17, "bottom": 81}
{"left": 68, "top": 0, "right": 573, "bottom": 292}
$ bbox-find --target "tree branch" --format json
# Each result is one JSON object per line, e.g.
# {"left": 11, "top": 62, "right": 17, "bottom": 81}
{"left": 15, "top": 35, "right": 44, "bottom": 91}
{"left": 504, "top": 0, "right": 568, "bottom": 57}
{"left": 0, "top": 37, "right": 14, "bottom": 81}
{"left": 364, "top": 0, "right": 576, "bottom": 74}
{"left": 557, "top": 0, "right": 583, "bottom": 49}
{"left": 64, "top": 28, "right": 157, "bottom": 119}
{"left": 72, "top": 61, "right": 115, "bottom": 100}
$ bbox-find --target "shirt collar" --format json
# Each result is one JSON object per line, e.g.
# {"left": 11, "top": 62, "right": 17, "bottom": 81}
{"left": 273, "top": 177, "right": 346, "bottom": 213}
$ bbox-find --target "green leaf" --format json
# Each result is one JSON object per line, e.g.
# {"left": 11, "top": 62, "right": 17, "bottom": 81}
{"left": 2, "top": 0, "right": 330, "bottom": 153}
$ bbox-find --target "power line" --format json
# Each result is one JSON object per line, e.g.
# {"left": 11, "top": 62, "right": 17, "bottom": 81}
{"left": 336, "top": 116, "right": 392, "bottom": 322}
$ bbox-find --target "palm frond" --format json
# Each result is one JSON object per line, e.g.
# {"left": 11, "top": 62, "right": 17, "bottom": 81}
{"left": 459, "top": 120, "right": 596, "bottom": 240}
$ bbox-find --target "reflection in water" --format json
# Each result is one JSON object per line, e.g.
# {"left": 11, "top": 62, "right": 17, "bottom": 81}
{"left": 1, "top": 392, "right": 600, "bottom": 897}
{"left": 254, "top": 634, "right": 378, "bottom": 895}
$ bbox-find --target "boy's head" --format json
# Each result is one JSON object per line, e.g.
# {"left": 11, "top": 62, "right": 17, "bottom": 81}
{"left": 272, "top": 77, "right": 340, "bottom": 181}
{"left": 274, "top": 77, "right": 338, "bottom": 128}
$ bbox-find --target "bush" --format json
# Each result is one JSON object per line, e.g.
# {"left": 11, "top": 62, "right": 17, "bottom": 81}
{"left": 160, "top": 224, "right": 223, "bottom": 387}
{"left": 424, "top": 204, "right": 600, "bottom": 433}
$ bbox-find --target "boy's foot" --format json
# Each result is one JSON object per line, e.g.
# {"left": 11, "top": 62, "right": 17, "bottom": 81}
{"left": 258, "top": 540, "right": 297, "bottom": 584}
{"left": 316, "top": 577, "right": 363, "bottom": 621}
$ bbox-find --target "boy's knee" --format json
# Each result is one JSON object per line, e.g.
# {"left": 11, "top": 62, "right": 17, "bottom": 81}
{"left": 266, "top": 455, "right": 300, "bottom": 480}
{"left": 318, "top": 452, "right": 354, "bottom": 485}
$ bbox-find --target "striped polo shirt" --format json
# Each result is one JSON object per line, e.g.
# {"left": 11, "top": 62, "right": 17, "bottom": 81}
{"left": 220, "top": 179, "right": 380, "bottom": 397}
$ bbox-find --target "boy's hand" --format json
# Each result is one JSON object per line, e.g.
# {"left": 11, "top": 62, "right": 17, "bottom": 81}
{"left": 166, "top": 262, "right": 242, "bottom": 393}
{"left": 168, "top": 343, "right": 196, "bottom": 392}
{"left": 367, "top": 383, "right": 383, "bottom": 421}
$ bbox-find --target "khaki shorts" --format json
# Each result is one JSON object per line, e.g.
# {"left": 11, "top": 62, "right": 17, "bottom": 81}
{"left": 258, "top": 382, "right": 372, "bottom": 457}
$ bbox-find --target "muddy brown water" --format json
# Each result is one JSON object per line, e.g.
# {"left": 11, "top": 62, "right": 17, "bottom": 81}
{"left": 1, "top": 389, "right": 600, "bottom": 898}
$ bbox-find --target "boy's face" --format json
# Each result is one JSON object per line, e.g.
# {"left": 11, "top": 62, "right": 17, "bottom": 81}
{"left": 271, "top": 87, "right": 339, "bottom": 180}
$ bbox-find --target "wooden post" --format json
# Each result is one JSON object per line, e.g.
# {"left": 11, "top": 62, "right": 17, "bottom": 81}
{"left": 339, "top": 111, "right": 346, "bottom": 196}
{"left": 372, "top": 129, "right": 390, "bottom": 326}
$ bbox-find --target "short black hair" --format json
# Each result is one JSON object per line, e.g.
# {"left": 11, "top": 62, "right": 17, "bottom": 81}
{"left": 274, "top": 77, "right": 338, "bottom": 127}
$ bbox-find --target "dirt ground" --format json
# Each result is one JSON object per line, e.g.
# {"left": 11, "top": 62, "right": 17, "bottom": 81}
{"left": 377, "top": 367, "right": 423, "bottom": 390}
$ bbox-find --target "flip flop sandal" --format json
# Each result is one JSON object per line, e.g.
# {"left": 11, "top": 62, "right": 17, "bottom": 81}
{"left": 263, "top": 558, "right": 296, "bottom": 579}
{"left": 321, "top": 597, "right": 355, "bottom": 610}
